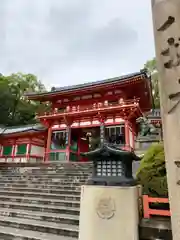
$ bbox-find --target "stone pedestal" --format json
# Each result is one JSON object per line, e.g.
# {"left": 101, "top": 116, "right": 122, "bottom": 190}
{"left": 78, "top": 185, "right": 139, "bottom": 240}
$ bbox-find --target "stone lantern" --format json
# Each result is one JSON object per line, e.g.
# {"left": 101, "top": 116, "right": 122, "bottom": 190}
{"left": 79, "top": 144, "right": 141, "bottom": 240}
{"left": 81, "top": 144, "right": 140, "bottom": 186}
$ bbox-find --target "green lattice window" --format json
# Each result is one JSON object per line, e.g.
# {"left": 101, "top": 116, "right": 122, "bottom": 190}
{"left": 49, "top": 152, "right": 66, "bottom": 161}
{"left": 16, "top": 144, "right": 27, "bottom": 155}
{"left": 69, "top": 152, "right": 79, "bottom": 162}
{"left": 3, "top": 146, "right": 13, "bottom": 156}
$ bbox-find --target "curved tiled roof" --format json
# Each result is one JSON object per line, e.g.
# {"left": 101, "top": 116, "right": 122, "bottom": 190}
{"left": 0, "top": 124, "right": 47, "bottom": 136}
{"left": 26, "top": 70, "right": 148, "bottom": 97}
{"left": 53, "top": 71, "right": 147, "bottom": 92}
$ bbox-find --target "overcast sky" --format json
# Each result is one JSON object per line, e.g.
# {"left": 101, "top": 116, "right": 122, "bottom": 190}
{"left": 0, "top": 0, "right": 155, "bottom": 88}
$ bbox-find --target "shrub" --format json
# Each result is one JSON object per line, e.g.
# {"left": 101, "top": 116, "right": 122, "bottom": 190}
{"left": 136, "top": 142, "right": 168, "bottom": 197}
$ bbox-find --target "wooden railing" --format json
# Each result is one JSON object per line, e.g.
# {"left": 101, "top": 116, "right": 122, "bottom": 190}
{"left": 143, "top": 195, "right": 170, "bottom": 219}
{"left": 37, "top": 98, "right": 140, "bottom": 117}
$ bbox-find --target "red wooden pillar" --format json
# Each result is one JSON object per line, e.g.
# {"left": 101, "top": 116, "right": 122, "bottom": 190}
{"left": 26, "top": 138, "right": 31, "bottom": 162}
{"left": 77, "top": 134, "right": 81, "bottom": 162}
{"left": 45, "top": 126, "right": 52, "bottom": 162}
{"left": 12, "top": 139, "right": 17, "bottom": 162}
{"left": 125, "top": 120, "right": 130, "bottom": 149}
{"left": 131, "top": 120, "right": 136, "bottom": 150}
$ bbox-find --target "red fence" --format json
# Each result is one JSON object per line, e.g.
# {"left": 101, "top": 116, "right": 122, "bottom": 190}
{"left": 143, "top": 195, "right": 171, "bottom": 218}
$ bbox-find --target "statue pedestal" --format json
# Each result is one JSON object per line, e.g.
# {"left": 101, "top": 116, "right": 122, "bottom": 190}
{"left": 78, "top": 185, "right": 139, "bottom": 240}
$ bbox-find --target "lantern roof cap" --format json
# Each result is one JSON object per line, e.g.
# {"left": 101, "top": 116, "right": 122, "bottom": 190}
{"left": 81, "top": 144, "right": 141, "bottom": 161}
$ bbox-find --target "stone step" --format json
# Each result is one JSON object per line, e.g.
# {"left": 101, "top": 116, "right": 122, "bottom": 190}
{"left": 0, "top": 179, "right": 87, "bottom": 185}
{"left": 0, "top": 174, "right": 90, "bottom": 181}
{"left": 0, "top": 208, "right": 79, "bottom": 225}
{"left": 1, "top": 162, "right": 92, "bottom": 167}
{"left": 0, "top": 168, "right": 91, "bottom": 172}
{"left": 0, "top": 170, "right": 91, "bottom": 176}
{"left": 0, "top": 172, "right": 91, "bottom": 176}
{"left": 0, "top": 169, "right": 91, "bottom": 174}
{"left": 0, "top": 200, "right": 80, "bottom": 215}
{"left": 0, "top": 179, "right": 85, "bottom": 185}
{"left": 0, "top": 183, "right": 81, "bottom": 190}
{"left": 0, "top": 180, "right": 86, "bottom": 187}
{"left": 0, "top": 226, "right": 78, "bottom": 240}
{"left": 0, "top": 175, "right": 90, "bottom": 180}
{"left": 0, "top": 195, "right": 80, "bottom": 208}
{"left": 0, "top": 167, "right": 92, "bottom": 174}
{"left": 0, "top": 216, "right": 79, "bottom": 238}
{"left": 0, "top": 190, "right": 81, "bottom": 201}
{"left": 0, "top": 187, "right": 81, "bottom": 195}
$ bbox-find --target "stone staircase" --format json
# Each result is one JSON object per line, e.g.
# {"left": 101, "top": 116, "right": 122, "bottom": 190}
{"left": 0, "top": 162, "right": 92, "bottom": 240}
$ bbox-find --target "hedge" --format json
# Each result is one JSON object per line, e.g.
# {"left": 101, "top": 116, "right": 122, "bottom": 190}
{"left": 136, "top": 142, "right": 168, "bottom": 197}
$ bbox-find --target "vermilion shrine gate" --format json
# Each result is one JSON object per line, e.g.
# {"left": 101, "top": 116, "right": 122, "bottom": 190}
{"left": 27, "top": 70, "right": 152, "bottom": 162}
{"left": 0, "top": 70, "right": 153, "bottom": 163}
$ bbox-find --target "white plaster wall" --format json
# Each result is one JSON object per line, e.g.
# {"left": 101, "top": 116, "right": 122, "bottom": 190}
{"left": 0, "top": 158, "right": 6, "bottom": 162}
{"left": 0, "top": 157, "right": 28, "bottom": 163}
{"left": 6, "top": 158, "right": 14, "bottom": 162}
{"left": 14, "top": 157, "right": 27, "bottom": 163}
{"left": 30, "top": 145, "right": 45, "bottom": 157}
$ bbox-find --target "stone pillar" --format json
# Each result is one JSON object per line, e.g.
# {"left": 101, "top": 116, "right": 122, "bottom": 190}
{"left": 79, "top": 185, "right": 139, "bottom": 240}
{"left": 151, "top": 1, "right": 180, "bottom": 239}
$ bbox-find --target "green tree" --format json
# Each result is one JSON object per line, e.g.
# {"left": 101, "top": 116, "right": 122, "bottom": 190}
{"left": 0, "top": 73, "right": 47, "bottom": 126}
{"left": 136, "top": 143, "right": 168, "bottom": 197}
{"left": 144, "top": 58, "right": 160, "bottom": 108}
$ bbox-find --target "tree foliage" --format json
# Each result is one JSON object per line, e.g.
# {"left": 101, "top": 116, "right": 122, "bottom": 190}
{"left": 0, "top": 73, "right": 48, "bottom": 126}
{"left": 144, "top": 58, "right": 160, "bottom": 108}
{"left": 136, "top": 143, "right": 168, "bottom": 197}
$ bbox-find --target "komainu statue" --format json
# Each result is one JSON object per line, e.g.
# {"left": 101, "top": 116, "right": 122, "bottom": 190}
{"left": 137, "top": 117, "right": 157, "bottom": 136}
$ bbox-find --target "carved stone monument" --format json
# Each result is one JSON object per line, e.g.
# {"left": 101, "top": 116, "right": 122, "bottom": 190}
{"left": 151, "top": 0, "right": 180, "bottom": 239}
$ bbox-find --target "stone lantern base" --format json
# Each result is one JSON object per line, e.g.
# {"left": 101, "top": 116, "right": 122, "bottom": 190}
{"left": 79, "top": 185, "right": 139, "bottom": 240}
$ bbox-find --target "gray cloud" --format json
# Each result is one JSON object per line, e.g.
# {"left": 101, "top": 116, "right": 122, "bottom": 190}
{"left": 0, "top": 0, "right": 155, "bottom": 87}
